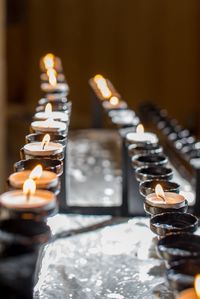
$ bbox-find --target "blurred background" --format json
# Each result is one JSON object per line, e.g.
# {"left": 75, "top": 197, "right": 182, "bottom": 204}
{"left": 0, "top": 0, "right": 200, "bottom": 190}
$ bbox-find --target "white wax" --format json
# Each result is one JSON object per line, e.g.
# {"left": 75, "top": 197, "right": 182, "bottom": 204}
{"left": 146, "top": 192, "right": 185, "bottom": 209}
{"left": 9, "top": 170, "right": 58, "bottom": 189}
{"left": 0, "top": 190, "right": 55, "bottom": 209}
{"left": 176, "top": 288, "right": 198, "bottom": 299}
{"left": 31, "top": 120, "right": 66, "bottom": 133}
{"left": 34, "top": 111, "right": 69, "bottom": 122}
{"left": 102, "top": 100, "right": 127, "bottom": 110}
{"left": 24, "top": 142, "right": 63, "bottom": 156}
{"left": 41, "top": 82, "right": 69, "bottom": 93}
{"left": 126, "top": 131, "right": 158, "bottom": 144}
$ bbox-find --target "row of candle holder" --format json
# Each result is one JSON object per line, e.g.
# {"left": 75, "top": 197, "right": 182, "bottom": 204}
{"left": 90, "top": 74, "right": 200, "bottom": 299}
{"left": 0, "top": 53, "right": 71, "bottom": 298}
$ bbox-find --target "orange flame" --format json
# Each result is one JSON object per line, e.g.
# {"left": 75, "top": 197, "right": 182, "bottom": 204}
{"left": 29, "top": 165, "right": 43, "bottom": 180}
{"left": 23, "top": 179, "right": 36, "bottom": 196}
{"left": 47, "top": 68, "right": 57, "bottom": 86}
{"left": 195, "top": 274, "right": 200, "bottom": 298}
{"left": 136, "top": 124, "right": 144, "bottom": 134}
{"left": 110, "top": 96, "right": 119, "bottom": 106}
{"left": 43, "top": 53, "right": 55, "bottom": 70}
{"left": 155, "top": 184, "right": 166, "bottom": 201}
{"left": 93, "top": 74, "right": 112, "bottom": 99}
{"left": 45, "top": 103, "right": 52, "bottom": 117}
{"left": 41, "top": 134, "right": 50, "bottom": 150}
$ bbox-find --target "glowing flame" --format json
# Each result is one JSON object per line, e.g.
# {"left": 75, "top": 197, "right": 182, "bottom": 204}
{"left": 45, "top": 103, "right": 52, "bottom": 118}
{"left": 43, "top": 53, "right": 55, "bottom": 70}
{"left": 110, "top": 96, "right": 119, "bottom": 106}
{"left": 93, "top": 74, "right": 112, "bottom": 99}
{"left": 155, "top": 184, "right": 166, "bottom": 201}
{"left": 195, "top": 274, "right": 200, "bottom": 297}
{"left": 29, "top": 164, "right": 43, "bottom": 180}
{"left": 47, "top": 68, "right": 57, "bottom": 86}
{"left": 136, "top": 124, "right": 144, "bottom": 134}
{"left": 23, "top": 179, "right": 36, "bottom": 196}
{"left": 41, "top": 134, "right": 50, "bottom": 150}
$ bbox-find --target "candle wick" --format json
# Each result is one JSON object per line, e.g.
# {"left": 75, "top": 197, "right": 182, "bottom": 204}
{"left": 42, "top": 141, "right": 46, "bottom": 150}
{"left": 158, "top": 194, "right": 166, "bottom": 202}
{"left": 26, "top": 191, "right": 30, "bottom": 202}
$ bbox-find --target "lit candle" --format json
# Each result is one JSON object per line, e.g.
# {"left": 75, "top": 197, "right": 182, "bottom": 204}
{"left": 40, "top": 53, "right": 62, "bottom": 73}
{"left": 0, "top": 179, "right": 56, "bottom": 210}
{"left": 34, "top": 103, "right": 68, "bottom": 122}
{"left": 102, "top": 96, "right": 127, "bottom": 110}
{"left": 126, "top": 124, "right": 158, "bottom": 144}
{"left": 146, "top": 184, "right": 186, "bottom": 209}
{"left": 8, "top": 164, "right": 58, "bottom": 189}
{"left": 23, "top": 134, "right": 63, "bottom": 157}
{"left": 31, "top": 117, "right": 66, "bottom": 133}
{"left": 93, "top": 74, "right": 112, "bottom": 99}
{"left": 41, "top": 68, "right": 69, "bottom": 94}
{"left": 176, "top": 274, "right": 200, "bottom": 299}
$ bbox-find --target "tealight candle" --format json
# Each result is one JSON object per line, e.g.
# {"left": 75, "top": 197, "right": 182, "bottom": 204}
{"left": 8, "top": 164, "right": 58, "bottom": 189}
{"left": 22, "top": 134, "right": 63, "bottom": 158}
{"left": 31, "top": 117, "right": 66, "bottom": 133}
{"left": 93, "top": 74, "right": 112, "bottom": 100}
{"left": 176, "top": 274, "right": 200, "bottom": 299}
{"left": 0, "top": 179, "right": 56, "bottom": 211}
{"left": 40, "top": 72, "right": 65, "bottom": 83}
{"left": 34, "top": 103, "right": 68, "bottom": 122}
{"left": 102, "top": 96, "right": 127, "bottom": 110}
{"left": 126, "top": 124, "right": 158, "bottom": 145}
{"left": 41, "top": 67, "right": 68, "bottom": 93}
{"left": 146, "top": 184, "right": 186, "bottom": 209}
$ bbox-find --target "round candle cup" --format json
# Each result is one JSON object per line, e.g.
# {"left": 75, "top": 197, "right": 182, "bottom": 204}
{"left": 128, "top": 143, "right": 163, "bottom": 157}
{"left": 167, "top": 259, "right": 200, "bottom": 292}
{"left": 14, "top": 158, "right": 63, "bottom": 176}
{"left": 31, "top": 119, "right": 67, "bottom": 134}
{"left": 144, "top": 191, "right": 187, "bottom": 216}
{"left": 41, "top": 82, "right": 69, "bottom": 94}
{"left": 102, "top": 99, "right": 128, "bottom": 111}
{"left": 0, "top": 218, "right": 51, "bottom": 248}
{"left": 126, "top": 131, "right": 158, "bottom": 146}
{"left": 139, "top": 179, "right": 180, "bottom": 197}
{"left": 157, "top": 233, "right": 200, "bottom": 263}
{"left": 26, "top": 132, "right": 67, "bottom": 147}
{"left": 111, "top": 115, "right": 140, "bottom": 128}
{"left": 131, "top": 154, "right": 168, "bottom": 169}
{"left": 8, "top": 170, "right": 60, "bottom": 195}
{"left": 108, "top": 109, "right": 135, "bottom": 119}
{"left": 21, "top": 142, "right": 64, "bottom": 160}
{"left": 0, "top": 189, "right": 57, "bottom": 220}
{"left": 150, "top": 212, "right": 198, "bottom": 237}
{"left": 135, "top": 166, "right": 173, "bottom": 182}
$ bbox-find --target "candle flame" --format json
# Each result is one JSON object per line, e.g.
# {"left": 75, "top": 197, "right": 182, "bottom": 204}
{"left": 45, "top": 103, "right": 53, "bottom": 117}
{"left": 195, "top": 274, "right": 200, "bottom": 298}
{"left": 29, "top": 164, "right": 43, "bottom": 180}
{"left": 110, "top": 96, "right": 119, "bottom": 106}
{"left": 93, "top": 74, "right": 112, "bottom": 99}
{"left": 136, "top": 124, "right": 144, "bottom": 134}
{"left": 43, "top": 53, "right": 55, "bottom": 70}
{"left": 47, "top": 68, "right": 57, "bottom": 86}
{"left": 41, "top": 134, "right": 50, "bottom": 150}
{"left": 155, "top": 184, "right": 166, "bottom": 201}
{"left": 23, "top": 179, "right": 36, "bottom": 196}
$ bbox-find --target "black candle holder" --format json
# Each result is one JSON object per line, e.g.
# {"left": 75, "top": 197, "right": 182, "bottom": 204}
{"left": 157, "top": 233, "right": 200, "bottom": 263}
{"left": 139, "top": 179, "right": 180, "bottom": 197}
{"left": 135, "top": 166, "right": 173, "bottom": 182}
{"left": 131, "top": 154, "right": 168, "bottom": 169}
{"left": 144, "top": 199, "right": 188, "bottom": 216}
{"left": 128, "top": 143, "right": 163, "bottom": 157}
{"left": 150, "top": 212, "right": 198, "bottom": 237}
{"left": 166, "top": 258, "right": 200, "bottom": 292}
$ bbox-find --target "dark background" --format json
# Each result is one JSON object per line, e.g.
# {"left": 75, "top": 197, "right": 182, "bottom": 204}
{"left": 5, "top": 0, "right": 200, "bottom": 174}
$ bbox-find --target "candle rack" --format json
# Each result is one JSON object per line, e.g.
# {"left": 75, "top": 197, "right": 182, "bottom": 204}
{"left": 139, "top": 102, "right": 200, "bottom": 216}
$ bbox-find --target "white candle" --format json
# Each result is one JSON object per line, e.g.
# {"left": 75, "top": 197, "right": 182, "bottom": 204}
{"left": 126, "top": 124, "right": 158, "bottom": 144}
{"left": 34, "top": 103, "right": 68, "bottom": 122}
{"left": 0, "top": 189, "right": 55, "bottom": 210}
{"left": 9, "top": 170, "right": 58, "bottom": 189}
{"left": 23, "top": 142, "right": 63, "bottom": 156}
{"left": 31, "top": 119, "right": 66, "bottom": 133}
